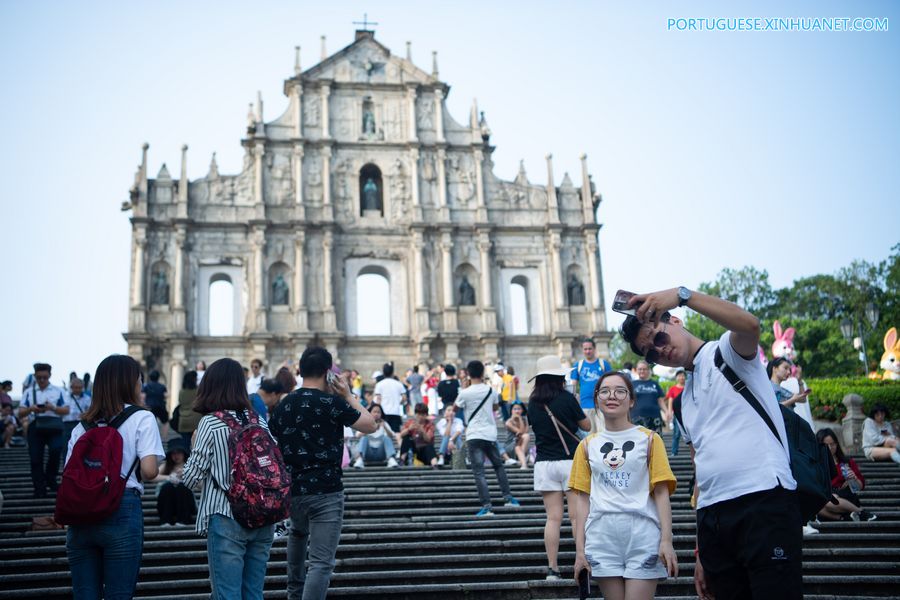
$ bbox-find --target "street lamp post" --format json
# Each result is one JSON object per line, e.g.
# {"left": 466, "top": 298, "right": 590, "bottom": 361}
{"left": 841, "top": 303, "right": 881, "bottom": 376}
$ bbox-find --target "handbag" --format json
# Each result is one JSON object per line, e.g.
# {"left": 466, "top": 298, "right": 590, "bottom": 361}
{"left": 31, "top": 385, "right": 64, "bottom": 433}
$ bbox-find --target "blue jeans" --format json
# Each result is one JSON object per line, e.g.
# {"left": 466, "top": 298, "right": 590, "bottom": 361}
{"left": 671, "top": 422, "right": 682, "bottom": 456}
{"left": 439, "top": 434, "right": 461, "bottom": 456}
{"left": 358, "top": 435, "right": 395, "bottom": 461}
{"left": 67, "top": 489, "right": 144, "bottom": 599}
{"left": 288, "top": 492, "right": 345, "bottom": 600}
{"left": 27, "top": 425, "right": 64, "bottom": 495}
{"left": 207, "top": 514, "right": 274, "bottom": 600}
{"left": 466, "top": 439, "right": 512, "bottom": 509}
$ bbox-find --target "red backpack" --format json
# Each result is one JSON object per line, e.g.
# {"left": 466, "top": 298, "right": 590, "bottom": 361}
{"left": 55, "top": 405, "right": 146, "bottom": 525}
{"left": 215, "top": 411, "right": 291, "bottom": 528}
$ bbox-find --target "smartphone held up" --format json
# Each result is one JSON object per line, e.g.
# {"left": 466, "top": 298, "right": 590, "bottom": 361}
{"left": 612, "top": 289, "right": 639, "bottom": 317}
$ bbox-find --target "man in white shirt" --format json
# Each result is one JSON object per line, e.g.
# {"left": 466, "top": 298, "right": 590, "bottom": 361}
{"left": 374, "top": 363, "right": 407, "bottom": 432}
{"left": 63, "top": 377, "right": 91, "bottom": 443}
{"left": 18, "top": 362, "right": 69, "bottom": 498}
{"left": 246, "top": 358, "right": 264, "bottom": 395}
{"left": 620, "top": 287, "right": 801, "bottom": 600}
{"left": 454, "top": 360, "right": 520, "bottom": 517}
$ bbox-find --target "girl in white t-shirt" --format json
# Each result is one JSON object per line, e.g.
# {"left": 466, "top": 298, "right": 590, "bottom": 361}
{"left": 65, "top": 355, "right": 164, "bottom": 600}
{"left": 570, "top": 372, "right": 677, "bottom": 600}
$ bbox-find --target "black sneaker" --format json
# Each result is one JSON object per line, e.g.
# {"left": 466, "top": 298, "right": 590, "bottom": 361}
{"left": 546, "top": 568, "right": 561, "bottom": 581}
{"left": 860, "top": 510, "right": 877, "bottom": 522}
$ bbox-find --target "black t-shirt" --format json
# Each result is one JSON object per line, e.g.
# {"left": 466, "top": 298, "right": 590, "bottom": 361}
{"left": 437, "top": 379, "right": 460, "bottom": 405}
{"left": 528, "top": 390, "right": 586, "bottom": 462}
{"left": 268, "top": 387, "right": 361, "bottom": 495}
{"left": 142, "top": 382, "right": 167, "bottom": 409}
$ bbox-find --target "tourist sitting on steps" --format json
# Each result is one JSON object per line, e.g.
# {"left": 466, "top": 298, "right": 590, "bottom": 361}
{"left": 862, "top": 403, "right": 900, "bottom": 465}
{"left": 504, "top": 402, "right": 531, "bottom": 469}
{"left": 153, "top": 437, "right": 196, "bottom": 526}
{"left": 816, "top": 428, "right": 877, "bottom": 522}
{"left": 398, "top": 402, "right": 438, "bottom": 467}
{"left": 436, "top": 403, "right": 464, "bottom": 467}
{"left": 353, "top": 404, "right": 399, "bottom": 468}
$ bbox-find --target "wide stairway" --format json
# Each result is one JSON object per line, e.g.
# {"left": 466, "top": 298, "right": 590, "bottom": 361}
{"left": 1, "top": 423, "right": 899, "bottom": 599}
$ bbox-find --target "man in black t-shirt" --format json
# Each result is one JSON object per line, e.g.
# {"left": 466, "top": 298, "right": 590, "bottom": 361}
{"left": 268, "top": 347, "right": 376, "bottom": 600}
{"left": 436, "top": 363, "right": 461, "bottom": 418}
{"left": 142, "top": 370, "right": 169, "bottom": 434}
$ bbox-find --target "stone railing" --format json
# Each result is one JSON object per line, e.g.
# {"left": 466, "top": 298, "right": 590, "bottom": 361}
{"left": 841, "top": 393, "right": 866, "bottom": 453}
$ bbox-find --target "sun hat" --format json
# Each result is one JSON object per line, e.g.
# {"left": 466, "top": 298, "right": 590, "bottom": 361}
{"left": 528, "top": 355, "right": 570, "bottom": 381}
{"left": 165, "top": 437, "right": 190, "bottom": 462}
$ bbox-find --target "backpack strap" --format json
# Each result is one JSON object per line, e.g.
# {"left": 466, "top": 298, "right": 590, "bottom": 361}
{"left": 465, "top": 389, "right": 494, "bottom": 426}
{"left": 108, "top": 405, "right": 146, "bottom": 430}
{"left": 713, "top": 347, "right": 783, "bottom": 447}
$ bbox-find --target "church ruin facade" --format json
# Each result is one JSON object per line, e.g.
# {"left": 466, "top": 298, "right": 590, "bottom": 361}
{"left": 123, "top": 30, "right": 611, "bottom": 392}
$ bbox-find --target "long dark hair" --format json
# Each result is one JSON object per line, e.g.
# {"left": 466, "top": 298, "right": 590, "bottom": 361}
{"left": 529, "top": 374, "right": 565, "bottom": 404}
{"left": 192, "top": 358, "right": 252, "bottom": 415}
{"left": 182, "top": 370, "right": 198, "bottom": 390}
{"left": 816, "top": 427, "right": 847, "bottom": 463}
{"left": 83, "top": 355, "right": 142, "bottom": 423}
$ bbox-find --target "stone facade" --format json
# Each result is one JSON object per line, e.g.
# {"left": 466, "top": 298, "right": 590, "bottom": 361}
{"left": 123, "top": 31, "right": 611, "bottom": 398}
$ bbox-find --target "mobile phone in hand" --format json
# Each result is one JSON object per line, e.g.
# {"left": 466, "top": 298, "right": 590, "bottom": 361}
{"left": 612, "top": 289, "right": 639, "bottom": 317}
{"left": 578, "top": 568, "right": 590, "bottom": 599}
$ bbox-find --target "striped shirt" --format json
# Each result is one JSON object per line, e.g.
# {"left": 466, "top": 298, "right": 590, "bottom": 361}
{"left": 182, "top": 410, "right": 272, "bottom": 535}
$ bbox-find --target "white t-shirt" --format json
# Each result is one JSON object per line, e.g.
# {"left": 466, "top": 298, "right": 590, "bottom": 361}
{"left": 455, "top": 383, "right": 499, "bottom": 442}
{"left": 436, "top": 416, "right": 465, "bottom": 441}
{"left": 363, "top": 422, "right": 395, "bottom": 449}
{"left": 375, "top": 378, "right": 407, "bottom": 417}
{"left": 64, "top": 392, "right": 91, "bottom": 422}
{"left": 246, "top": 374, "right": 263, "bottom": 395}
{"left": 681, "top": 332, "right": 796, "bottom": 509}
{"left": 65, "top": 405, "right": 165, "bottom": 494}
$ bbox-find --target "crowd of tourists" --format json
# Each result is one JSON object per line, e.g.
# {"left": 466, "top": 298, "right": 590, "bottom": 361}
{"left": 2, "top": 288, "right": 894, "bottom": 600}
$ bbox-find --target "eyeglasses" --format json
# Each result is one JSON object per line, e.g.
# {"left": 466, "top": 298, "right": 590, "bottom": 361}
{"left": 641, "top": 323, "right": 670, "bottom": 364}
{"left": 597, "top": 387, "right": 630, "bottom": 400}
{"left": 34, "top": 375, "right": 50, "bottom": 381}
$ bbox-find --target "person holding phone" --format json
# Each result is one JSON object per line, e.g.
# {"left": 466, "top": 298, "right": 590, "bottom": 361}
{"left": 767, "top": 357, "right": 810, "bottom": 409}
{"left": 18, "top": 362, "right": 69, "bottom": 498}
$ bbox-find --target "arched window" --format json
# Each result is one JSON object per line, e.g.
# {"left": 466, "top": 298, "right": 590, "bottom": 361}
{"left": 359, "top": 163, "right": 383, "bottom": 215}
{"left": 510, "top": 276, "right": 530, "bottom": 335}
{"left": 356, "top": 271, "right": 390, "bottom": 335}
{"left": 208, "top": 274, "right": 235, "bottom": 336}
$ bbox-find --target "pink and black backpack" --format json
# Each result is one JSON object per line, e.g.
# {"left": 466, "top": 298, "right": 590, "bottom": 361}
{"left": 214, "top": 410, "right": 291, "bottom": 528}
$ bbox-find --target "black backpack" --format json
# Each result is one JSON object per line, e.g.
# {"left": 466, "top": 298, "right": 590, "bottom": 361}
{"left": 712, "top": 348, "right": 836, "bottom": 522}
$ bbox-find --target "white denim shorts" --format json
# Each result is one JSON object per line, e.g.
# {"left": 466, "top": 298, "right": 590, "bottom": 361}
{"left": 533, "top": 459, "right": 574, "bottom": 492}
{"left": 584, "top": 512, "right": 667, "bottom": 580}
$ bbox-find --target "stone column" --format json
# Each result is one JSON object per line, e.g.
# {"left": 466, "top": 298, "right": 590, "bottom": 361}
{"left": 579, "top": 153, "right": 595, "bottom": 224}
{"left": 409, "top": 148, "right": 421, "bottom": 221}
{"left": 434, "top": 89, "right": 445, "bottom": 143}
{"left": 584, "top": 234, "right": 601, "bottom": 332}
{"left": 436, "top": 148, "right": 448, "bottom": 219}
{"left": 292, "top": 145, "right": 305, "bottom": 218}
{"left": 322, "top": 230, "right": 336, "bottom": 330}
{"left": 293, "top": 230, "right": 307, "bottom": 331}
{"left": 474, "top": 149, "right": 486, "bottom": 222}
{"left": 172, "top": 227, "right": 187, "bottom": 331}
{"left": 406, "top": 84, "right": 418, "bottom": 142}
{"left": 292, "top": 81, "right": 303, "bottom": 139}
{"left": 177, "top": 145, "right": 188, "bottom": 219}
{"left": 478, "top": 232, "right": 497, "bottom": 332}
{"left": 251, "top": 228, "right": 266, "bottom": 332}
{"left": 842, "top": 393, "right": 865, "bottom": 453}
{"left": 322, "top": 146, "right": 332, "bottom": 216}
{"left": 169, "top": 346, "right": 185, "bottom": 414}
{"left": 440, "top": 231, "right": 457, "bottom": 331}
{"left": 253, "top": 142, "right": 265, "bottom": 214}
{"left": 411, "top": 231, "right": 428, "bottom": 334}
{"left": 131, "top": 230, "right": 146, "bottom": 308}
{"left": 547, "top": 231, "right": 570, "bottom": 332}
{"left": 546, "top": 154, "right": 560, "bottom": 224}
{"left": 321, "top": 83, "right": 331, "bottom": 140}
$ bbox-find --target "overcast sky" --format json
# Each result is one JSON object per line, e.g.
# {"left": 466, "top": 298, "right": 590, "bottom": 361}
{"left": 1, "top": 0, "right": 897, "bottom": 391}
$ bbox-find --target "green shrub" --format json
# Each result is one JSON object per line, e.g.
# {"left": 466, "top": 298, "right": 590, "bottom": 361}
{"left": 806, "top": 377, "right": 900, "bottom": 422}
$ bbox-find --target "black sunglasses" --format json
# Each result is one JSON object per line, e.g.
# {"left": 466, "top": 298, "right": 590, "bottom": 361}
{"left": 643, "top": 327, "right": 670, "bottom": 364}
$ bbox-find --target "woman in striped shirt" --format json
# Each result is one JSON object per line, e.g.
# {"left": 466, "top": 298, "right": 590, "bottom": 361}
{"left": 182, "top": 358, "right": 274, "bottom": 600}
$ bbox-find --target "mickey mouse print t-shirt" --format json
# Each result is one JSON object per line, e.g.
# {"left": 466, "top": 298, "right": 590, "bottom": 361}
{"left": 568, "top": 426, "right": 675, "bottom": 529}
{"left": 269, "top": 387, "right": 361, "bottom": 495}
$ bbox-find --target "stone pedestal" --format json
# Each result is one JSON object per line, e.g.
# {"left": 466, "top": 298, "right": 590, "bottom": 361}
{"left": 842, "top": 393, "right": 865, "bottom": 453}
{"left": 442, "top": 309, "right": 458, "bottom": 332}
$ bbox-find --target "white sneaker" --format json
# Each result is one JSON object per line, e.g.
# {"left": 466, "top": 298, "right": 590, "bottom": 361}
{"left": 504, "top": 458, "right": 518, "bottom": 467}
{"left": 387, "top": 456, "right": 399, "bottom": 468}
{"left": 353, "top": 456, "right": 364, "bottom": 469}
{"left": 437, "top": 455, "right": 445, "bottom": 466}
{"left": 802, "top": 524, "right": 819, "bottom": 536}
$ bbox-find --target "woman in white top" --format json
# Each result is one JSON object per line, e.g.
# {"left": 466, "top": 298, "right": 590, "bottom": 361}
{"left": 862, "top": 403, "right": 900, "bottom": 463}
{"left": 65, "top": 355, "right": 164, "bottom": 600}
{"left": 182, "top": 358, "right": 275, "bottom": 600}
{"left": 571, "top": 372, "right": 677, "bottom": 600}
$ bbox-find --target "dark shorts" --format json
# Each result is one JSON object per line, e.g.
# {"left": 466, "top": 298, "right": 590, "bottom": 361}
{"left": 697, "top": 486, "right": 803, "bottom": 600}
{"left": 148, "top": 403, "right": 169, "bottom": 424}
{"left": 834, "top": 486, "right": 861, "bottom": 507}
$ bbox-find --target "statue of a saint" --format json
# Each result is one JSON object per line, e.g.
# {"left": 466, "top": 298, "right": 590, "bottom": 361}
{"left": 458, "top": 276, "right": 476, "bottom": 306}
{"left": 362, "top": 177, "right": 379, "bottom": 211}
{"left": 151, "top": 270, "right": 169, "bottom": 305}
{"left": 272, "top": 274, "right": 289, "bottom": 306}
{"left": 567, "top": 274, "right": 586, "bottom": 306}
{"left": 362, "top": 107, "right": 376, "bottom": 135}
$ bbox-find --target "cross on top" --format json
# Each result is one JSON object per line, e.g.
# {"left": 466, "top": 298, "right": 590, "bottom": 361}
{"left": 353, "top": 13, "right": 379, "bottom": 31}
